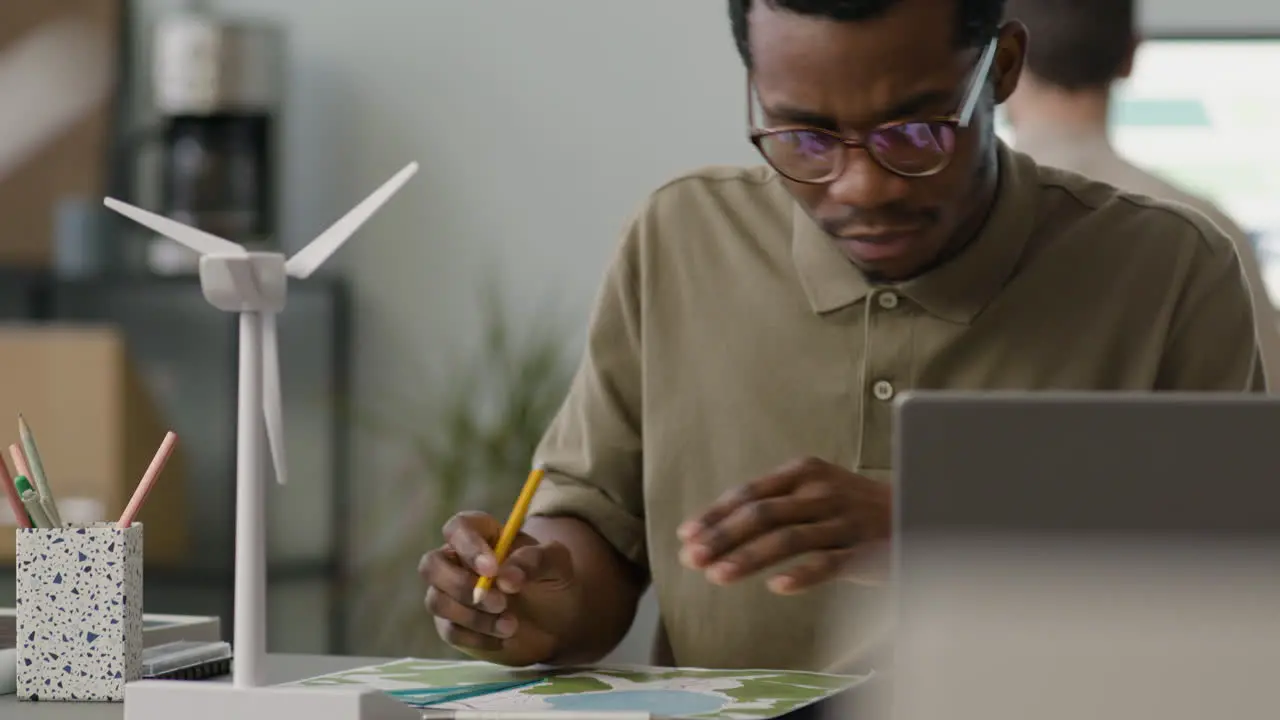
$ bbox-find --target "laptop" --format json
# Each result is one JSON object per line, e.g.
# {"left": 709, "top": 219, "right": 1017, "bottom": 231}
{"left": 885, "top": 392, "right": 1280, "bottom": 720}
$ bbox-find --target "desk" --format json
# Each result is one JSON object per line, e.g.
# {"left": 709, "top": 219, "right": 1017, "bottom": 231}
{"left": 1, "top": 654, "right": 389, "bottom": 720}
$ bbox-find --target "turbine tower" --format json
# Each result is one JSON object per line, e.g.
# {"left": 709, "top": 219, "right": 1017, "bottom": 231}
{"left": 106, "top": 162, "right": 422, "bottom": 720}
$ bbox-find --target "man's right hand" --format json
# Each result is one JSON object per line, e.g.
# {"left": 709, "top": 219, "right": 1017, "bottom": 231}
{"left": 419, "top": 511, "right": 580, "bottom": 667}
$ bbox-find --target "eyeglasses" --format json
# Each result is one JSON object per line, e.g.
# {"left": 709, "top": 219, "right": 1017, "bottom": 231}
{"left": 747, "top": 37, "right": 999, "bottom": 182}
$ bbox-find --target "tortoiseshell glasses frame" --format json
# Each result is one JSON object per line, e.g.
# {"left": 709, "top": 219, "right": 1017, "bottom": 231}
{"left": 747, "top": 36, "right": 999, "bottom": 182}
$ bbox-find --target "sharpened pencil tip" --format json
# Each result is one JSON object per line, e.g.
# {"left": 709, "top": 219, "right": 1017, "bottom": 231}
{"left": 472, "top": 587, "right": 487, "bottom": 606}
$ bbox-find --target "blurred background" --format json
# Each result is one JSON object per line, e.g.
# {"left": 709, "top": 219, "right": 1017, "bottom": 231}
{"left": 0, "top": 0, "right": 1277, "bottom": 666}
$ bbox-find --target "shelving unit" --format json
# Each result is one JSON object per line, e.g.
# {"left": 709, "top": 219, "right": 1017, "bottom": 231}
{"left": 0, "top": 270, "right": 353, "bottom": 655}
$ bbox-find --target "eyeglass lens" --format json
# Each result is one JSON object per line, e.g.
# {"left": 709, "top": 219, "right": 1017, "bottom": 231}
{"left": 757, "top": 122, "right": 958, "bottom": 180}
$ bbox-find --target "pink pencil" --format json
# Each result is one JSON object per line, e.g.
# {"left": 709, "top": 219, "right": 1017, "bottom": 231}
{"left": 8, "top": 443, "right": 31, "bottom": 480}
{"left": 0, "top": 452, "right": 30, "bottom": 529}
{"left": 117, "top": 432, "right": 177, "bottom": 529}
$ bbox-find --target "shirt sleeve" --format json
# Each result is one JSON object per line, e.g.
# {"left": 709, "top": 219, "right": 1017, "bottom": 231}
{"left": 527, "top": 212, "right": 648, "bottom": 572}
{"left": 1156, "top": 226, "right": 1267, "bottom": 392}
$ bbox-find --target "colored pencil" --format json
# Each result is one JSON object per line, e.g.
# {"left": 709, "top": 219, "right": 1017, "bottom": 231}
{"left": 9, "top": 442, "right": 53, "bottom": 528}
{"left": 0, "top": 454, "right": 30, "bottom": 528}
{"left": 8, "top": 444, "right": 30, "bottom": 483}
{"left": 472, "top": 464, "right": 547, "bottom": 605}
{"left": 15, "top": 476, "right": 52, "bottom": 529}
{"left": 117, "top": 431, "right": 178, "bottom": 528}
{"left": 18, "top": 415, "right": 61, "bottom": 527}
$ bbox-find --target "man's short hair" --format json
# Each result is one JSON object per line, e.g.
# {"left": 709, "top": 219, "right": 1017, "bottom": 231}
{"left": 1005, "top": 0, "right": 1135, "bottom": 90}
{"left": 729, "top": 0, "right": 1007, "bottom": 69}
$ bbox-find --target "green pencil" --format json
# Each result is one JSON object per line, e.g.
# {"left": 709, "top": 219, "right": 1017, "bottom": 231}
{"left": 7, "top": 472, "right": 33, "bottom": 527}
{"left": 18, "top": 415, "right": 61, "bottom": 527}
{"left": 15, "top": 475, "right": 52, "bottom": 529}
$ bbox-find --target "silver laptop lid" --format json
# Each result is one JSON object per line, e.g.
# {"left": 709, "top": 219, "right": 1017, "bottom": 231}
{"left": 888, "top": 392, "right": 1280, "bottom": 720}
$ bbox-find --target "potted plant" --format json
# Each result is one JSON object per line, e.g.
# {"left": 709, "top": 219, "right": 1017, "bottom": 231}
{"left": 346, "top": 285, "right": 575, "bottom": 658}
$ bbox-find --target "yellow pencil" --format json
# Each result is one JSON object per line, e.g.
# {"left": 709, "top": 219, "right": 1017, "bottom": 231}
{"left": 473, "top": 464, "right": 547, "bottom": 605}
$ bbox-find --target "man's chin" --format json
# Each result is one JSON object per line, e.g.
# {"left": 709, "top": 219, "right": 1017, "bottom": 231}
{"left": 834, "top": 237, "right": 929, "bottom": 281}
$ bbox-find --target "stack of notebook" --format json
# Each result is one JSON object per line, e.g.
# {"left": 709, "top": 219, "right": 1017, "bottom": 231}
{"left": 0, "top": 610, "right": 221, "bottom": 694}
{"left": 0, "top": 614, "right": 12, "bottom": 694}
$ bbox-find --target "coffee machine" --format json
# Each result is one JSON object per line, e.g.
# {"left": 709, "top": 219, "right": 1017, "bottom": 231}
{"left": 141, "top": 14, "right": 284, "bottom": 274}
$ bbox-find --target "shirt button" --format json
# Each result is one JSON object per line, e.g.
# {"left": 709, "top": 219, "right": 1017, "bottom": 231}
{"left": 872, "top": 380, "right": 895, "bottom": 401}
{"left": 877, "top": 292, "right": 899, "bottom": 310}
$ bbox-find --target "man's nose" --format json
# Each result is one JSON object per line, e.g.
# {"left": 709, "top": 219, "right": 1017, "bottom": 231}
{"left": 826, "top": 148, "right": 912, "bottom": 210}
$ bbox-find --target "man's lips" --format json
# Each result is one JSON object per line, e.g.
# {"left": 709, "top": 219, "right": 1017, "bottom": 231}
{"left": 834, "top": 228, "right": 927, "bottom": 263}
{"left": 837, "top": 227, "right": 928, "bottom": 243}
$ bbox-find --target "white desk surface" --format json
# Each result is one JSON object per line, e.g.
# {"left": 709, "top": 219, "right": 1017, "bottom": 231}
{"left": 1, "top": 654, "right": 390, "bottom": 720}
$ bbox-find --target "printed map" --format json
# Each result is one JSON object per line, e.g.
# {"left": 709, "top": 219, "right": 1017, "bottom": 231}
{"left": 294, "top": 658, "right": 869, "bottom": 718}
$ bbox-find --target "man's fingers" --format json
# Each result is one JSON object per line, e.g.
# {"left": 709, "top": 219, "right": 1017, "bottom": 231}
{"left": 766, "top": 550, "right": 850, "bottom": 595}
{"left": 443, "top": 511, "right": 501, "bottom": 576}
{"left": 704, "top": 519, "right": 852, "bottom": 584}
{"left": 438, "top": 620, "right": 504, "bottom": 653}
{"left": 420, "top": 548, "right": 506, "bottom": 614}
{"left": 677, "top": 458, "right": 817, "bottom": 541}
{"left": 679, "top": 494, "right": 831, "bottom": 569}
{"left": 502, "top": 541, "right": 574, "bottom": 593}
{"left": 425, "top": 587, "right": 518, "bottom": 639}
{"left": 767, "top": 542, "right": 889, "bottom": 594}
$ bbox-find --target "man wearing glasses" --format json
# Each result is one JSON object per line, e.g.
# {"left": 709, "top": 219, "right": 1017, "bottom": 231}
{"left": 419, "top": 0, "right": 1263, "bottom": 673}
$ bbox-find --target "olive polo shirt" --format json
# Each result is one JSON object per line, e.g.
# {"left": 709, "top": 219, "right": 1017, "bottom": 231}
{"left": 527, "top": 143, "right": 1263, "bottom": 673}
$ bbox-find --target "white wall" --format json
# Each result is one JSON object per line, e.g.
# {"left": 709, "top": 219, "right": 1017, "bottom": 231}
{"left": 132, "top": 0, "right": 764, "bottom": 662}
{"left": 1140, "top": 0, "right": 1280, "bottom": 34}
{"left": 128, "top": 0, "right": 1280, "bottom": 662}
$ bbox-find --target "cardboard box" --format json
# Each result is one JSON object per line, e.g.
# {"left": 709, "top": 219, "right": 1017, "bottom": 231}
{"left": 0, "top": 326, "right": 187, "bottom": 565}
{"left": 0, "top": 0, "right": 122, "bottom": 268}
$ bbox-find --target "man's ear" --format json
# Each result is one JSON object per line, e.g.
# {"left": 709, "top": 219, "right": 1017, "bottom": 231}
{"left": 992, "top": 20, "right": 1028, "bottom": 105}
{"left": 1117, "top": 35, "right": 1140, "bottom": 79}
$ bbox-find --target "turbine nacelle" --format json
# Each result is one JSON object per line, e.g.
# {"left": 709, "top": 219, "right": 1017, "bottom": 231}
{"left": 200, "top": 253, "right": 288, "bottom": 314}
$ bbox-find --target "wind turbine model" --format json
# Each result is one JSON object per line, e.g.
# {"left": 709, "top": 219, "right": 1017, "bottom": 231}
{"left": 106, "top": 162, "right": 421, "bottom": 720}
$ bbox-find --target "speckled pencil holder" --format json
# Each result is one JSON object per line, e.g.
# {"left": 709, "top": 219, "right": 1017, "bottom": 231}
{"left": 15, "top": 522, "right": 144, "bottom": 702}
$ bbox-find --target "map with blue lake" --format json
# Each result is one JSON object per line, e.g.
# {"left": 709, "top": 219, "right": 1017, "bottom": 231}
{"left": 546, "top": 689, "right": 728, "bottom": 715}
{"left": 294, "top": 658, "right": 870, "bottom": 718}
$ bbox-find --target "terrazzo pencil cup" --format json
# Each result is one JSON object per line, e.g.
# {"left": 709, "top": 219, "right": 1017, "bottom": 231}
{"left": 15, "top": 522, "right": 144, "bottom": 702}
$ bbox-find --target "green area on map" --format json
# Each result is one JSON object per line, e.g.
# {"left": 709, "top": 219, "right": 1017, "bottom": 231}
{"left": 505, "top": 667, "right": 852, "bottom": 717}
{"left": 298, "top": 658, "right": 545, "bottom": 688}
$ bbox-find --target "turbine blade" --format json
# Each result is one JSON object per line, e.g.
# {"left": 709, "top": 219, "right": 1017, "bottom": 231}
{"left": 103, "top": 197, "right": 246, "bottom": 256}
{"left": 260, "top": 312, "right": 288, "bottom": 486}
{"left": 284, "top": 161, "right": 419, "bottom": 279}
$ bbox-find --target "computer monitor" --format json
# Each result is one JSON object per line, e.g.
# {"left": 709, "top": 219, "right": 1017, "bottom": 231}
{"left": 997, "top": 35, "right": 1280, "bottom": 306}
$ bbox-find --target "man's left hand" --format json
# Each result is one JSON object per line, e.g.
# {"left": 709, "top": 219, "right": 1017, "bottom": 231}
{"left": 676, "top": 457, "right": 890, "bottom": 593}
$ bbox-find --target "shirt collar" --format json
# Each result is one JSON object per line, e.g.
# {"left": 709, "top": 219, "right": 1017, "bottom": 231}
{"left": 790, "top": 141, "right": 1038, "bottom": 324}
